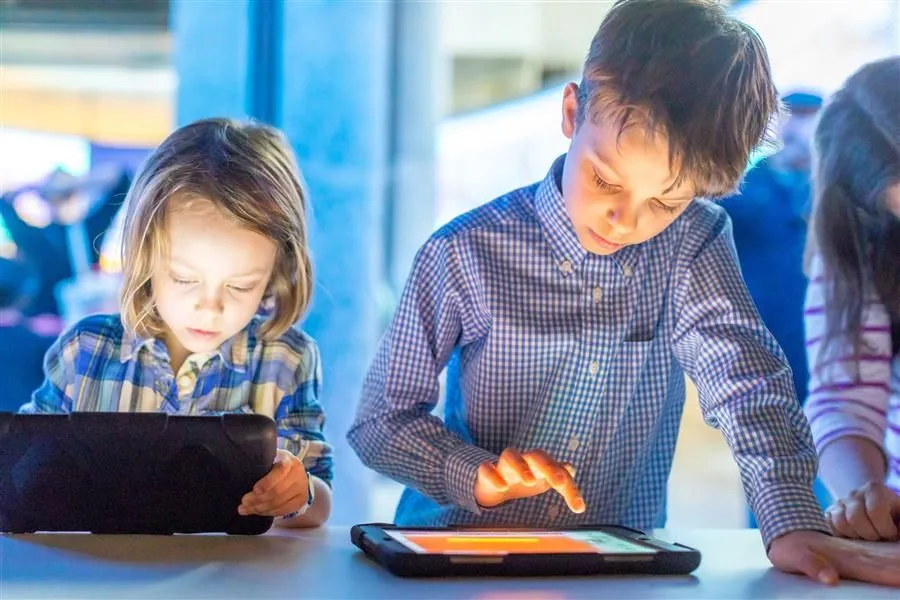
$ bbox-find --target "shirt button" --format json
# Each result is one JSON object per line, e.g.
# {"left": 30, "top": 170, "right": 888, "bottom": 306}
{"left": 588, "top": 361, "right": 600, "bottom": 376}
{"left": 567, "top": 436, "right": 580, "bottom": 452}
{"left": 592, "top": 287, "right": 603, "bottom": 304}
{"left": 558, "top": 259, "right": 573, "bottom": 275}
{"left": 622, "top": 265, "right": 633, "bottom": 278}
{"left": 548, "top": 505, "right": 560, "bottom": 520}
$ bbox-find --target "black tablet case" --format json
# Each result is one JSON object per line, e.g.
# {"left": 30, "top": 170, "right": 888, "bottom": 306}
{"left": 0, "top": 412, "right": 277, "bottom": 535}
{"left": 351, "top": 523, "right": 703, "bottom": 578}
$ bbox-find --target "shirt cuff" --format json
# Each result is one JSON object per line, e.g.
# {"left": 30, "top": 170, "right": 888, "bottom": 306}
{"left": 444, "top": 444, "right": 500, "bottom": 515}
{"left": 753, "top": 481, "right": 830, "bottom": 549}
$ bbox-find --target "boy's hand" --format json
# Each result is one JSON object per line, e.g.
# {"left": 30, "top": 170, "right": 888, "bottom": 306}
{"left": 474, "top": 448, "right": 585, "bottom": 513}
{"left": 238, "top": 449, "right": 310, "bottom": 518}
{"left": 825, "top": 481, "right": 900, "bottom": 541}
{"left": 768, "top": 530, "right": 900, "bottom": 587}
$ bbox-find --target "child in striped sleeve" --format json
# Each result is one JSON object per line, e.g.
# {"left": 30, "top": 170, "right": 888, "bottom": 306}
{"left": 803, "top": 57, "right": 900, "bottom": 542}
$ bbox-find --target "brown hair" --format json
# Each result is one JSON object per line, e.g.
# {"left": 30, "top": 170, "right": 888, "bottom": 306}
{"left": 577, "top": 0, "right": 779, "bottom": 197}
{"left": 119, "top": 117, "right": 313, "bottom": 340}
{"left": 806, "top": 57, "right": 900, "bottom": 360}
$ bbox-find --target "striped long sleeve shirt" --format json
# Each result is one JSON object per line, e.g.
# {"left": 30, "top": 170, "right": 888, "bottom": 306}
{"left": 803, "top": 258, "right": 900, "bottom": 494}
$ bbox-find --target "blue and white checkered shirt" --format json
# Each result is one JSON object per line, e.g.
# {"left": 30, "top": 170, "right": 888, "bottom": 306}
{"left": 21, "top": 314, "right": 333, "bottom": 486}
{"left": 349, "top": 156, "right": 827, "bottom": 547}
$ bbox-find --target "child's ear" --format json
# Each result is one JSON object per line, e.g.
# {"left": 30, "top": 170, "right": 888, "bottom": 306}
{"left": 562, "top": 82, "right": 580, "bottom": 140}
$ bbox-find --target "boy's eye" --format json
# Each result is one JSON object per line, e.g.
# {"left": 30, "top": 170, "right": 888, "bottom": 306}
{"left": 591, "top": 171, "right": 617, "bottom": 192}
{"left": 652, "top": 199, "right": 681, "bottom": 215}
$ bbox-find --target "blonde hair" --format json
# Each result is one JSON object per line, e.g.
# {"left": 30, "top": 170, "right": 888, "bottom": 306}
{"left": 119, "top": 117, "right": 313, "bottom": 341}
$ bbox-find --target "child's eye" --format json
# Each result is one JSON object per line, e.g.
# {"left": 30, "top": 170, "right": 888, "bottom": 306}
{"left": 171, "top": 276, "right": 196, "bottom": 286}
{"left": 652, "top": 199, "right": 681, "bottom": 215}
{"left": 228, "top": 284, "right": 254, "bottom": 293}
{"left": 591, "top": 171, "right": 618, "bottom": 192}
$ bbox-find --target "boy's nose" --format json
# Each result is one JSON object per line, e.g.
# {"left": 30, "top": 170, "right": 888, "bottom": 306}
{"left": 605, "top": 205, "right": 637, "bottom": 234}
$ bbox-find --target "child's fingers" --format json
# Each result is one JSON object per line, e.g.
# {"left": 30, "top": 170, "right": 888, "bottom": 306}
{"left": 247, "top": 479, "right": 308, "bottom": 515}
{"left": 843, "top": 500, "right": 881, "bottom": 541}
{"left": 477, "top": 462, "right": 508, "bottom": 492}
{"left": 497, "top": 449, "right": 536, "bottom": 486}
{"left": 523, "top": 452, "right": 584, "bottom": 513}
{"left": 253, "top": 458, "right": 290, "bottom": 494}
{"left": 253, "top": 468, "right": 303, "bottom": 504}
{"left": 864, "top": 493, "right": 900, "bottom": 540}
{"left": 825, "top": 505, "right": 857, "bottom": 539}
{"left": 558, "top": 475, "right": 585, "bottom": 513}
{"left": 523, "top": 450, "right": 567, "bottom": 488}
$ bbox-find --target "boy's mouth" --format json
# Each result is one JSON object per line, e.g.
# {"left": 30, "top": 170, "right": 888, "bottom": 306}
{"left": 588, "top": 229, "right": 624, "bottom": 251}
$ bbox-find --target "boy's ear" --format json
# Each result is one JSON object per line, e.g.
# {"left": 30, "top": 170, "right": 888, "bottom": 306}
{"left": 562, "top": 83, "right": 580, "bottom": 140}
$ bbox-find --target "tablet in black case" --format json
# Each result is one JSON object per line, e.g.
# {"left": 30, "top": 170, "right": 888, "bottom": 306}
{"left": 351, "top": 523, "right": 702, "bottom": 577}
{"left": 0, "top": 412, "right": 277, "bottom": 535}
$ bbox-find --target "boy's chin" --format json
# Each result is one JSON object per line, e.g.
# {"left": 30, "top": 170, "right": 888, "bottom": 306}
{"left": 577, "top": 233, "right": 625, "bottom": 256}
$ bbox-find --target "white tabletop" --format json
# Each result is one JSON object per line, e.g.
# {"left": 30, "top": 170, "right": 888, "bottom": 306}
{"left": 0, "top": 528, "right": 895, "bottom": 599}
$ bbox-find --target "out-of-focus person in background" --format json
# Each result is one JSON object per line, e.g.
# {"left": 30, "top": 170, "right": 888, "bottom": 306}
{"left": 803, "top": 56, "right": 900, "bottom": 542}
{"left": 0, "top": 257, "right": 54, "bottom": 412}
{"left": 720, "top": 90, "right": 823, "bottom": 406}
{"left": 719, "top": 90, "right": 826, "bottom": 528}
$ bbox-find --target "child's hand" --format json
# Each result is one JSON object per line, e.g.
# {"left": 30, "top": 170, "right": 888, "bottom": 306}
{"left": 825, "top": 481, "right": 900, "bottom": 541}
{"left": 238, "top": 449, "right": 310, "bottom": 518}
{"left": 474, "top": 448, "right": 585, "bottom": 513}
{"left": 768, "top": 529, "right": 900, "bottom": 587}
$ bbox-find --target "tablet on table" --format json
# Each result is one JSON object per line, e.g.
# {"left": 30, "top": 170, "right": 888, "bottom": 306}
{"left": 0, "top": 412, "right": 277, "bottom": 535}
{"left": 351, "top": 523, "right": 702, "bottom": 577}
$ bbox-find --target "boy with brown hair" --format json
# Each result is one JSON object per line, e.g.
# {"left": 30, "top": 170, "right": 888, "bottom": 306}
{"left": 349, "top": 0, "right": 899, "bottom": 585}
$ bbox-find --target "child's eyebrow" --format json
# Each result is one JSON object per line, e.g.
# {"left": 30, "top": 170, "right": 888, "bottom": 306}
{"left": 591, "top": 150, "right": 694, "bottom": 201}
{"left": 590, "top": 151, "right": 623, "bottom": 180}
{"left": 170, "top": 259, "right": 267, "bottom": 278}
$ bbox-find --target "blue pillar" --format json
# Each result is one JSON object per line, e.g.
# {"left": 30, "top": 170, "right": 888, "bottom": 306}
{"left": 171, "top": 0, "right": 253, "bottom": 122}
{"left": 172, "top": 0, "right": 437, "bottom": 525}
{"left": 278, "top": 1, "right": 393, "bottom": 525}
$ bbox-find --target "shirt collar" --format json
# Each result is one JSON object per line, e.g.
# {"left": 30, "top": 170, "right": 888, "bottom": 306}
{"left": 534, "top": 154, "right": 645, "bottom": 276}
{"left": 534, "top": 154, "right": 588, "bottom": 269}
{"left": 120, "top": 321, "right": 251, "bottom": 374}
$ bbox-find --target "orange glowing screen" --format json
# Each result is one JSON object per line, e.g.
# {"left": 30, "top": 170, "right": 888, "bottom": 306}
{"left": 387, "top": 530, "right": 658, "bottom": 556}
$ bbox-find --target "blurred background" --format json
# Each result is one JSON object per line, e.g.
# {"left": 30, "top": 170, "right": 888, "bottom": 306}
{"left": 1, "top": 0, "right": 898, "bottom": 528}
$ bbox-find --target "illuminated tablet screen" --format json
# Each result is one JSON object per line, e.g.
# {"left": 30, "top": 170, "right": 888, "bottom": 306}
{"left": 386, "top": 530, "right": 659, "bottom": 555}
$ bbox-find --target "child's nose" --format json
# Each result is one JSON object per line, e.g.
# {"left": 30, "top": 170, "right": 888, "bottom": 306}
{"left": 195, "top": 291, "right": 225, "bottom": 315}
{"left": 605, "top": 204, "right": 637, "bottom": 234}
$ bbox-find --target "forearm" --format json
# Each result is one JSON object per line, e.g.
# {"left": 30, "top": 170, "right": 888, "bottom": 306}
{"left": 817, "top": 436, "right": 887, "bottom": 500}
{"left": 276, "top": 476, "right": 331, "bottom": 528}
{"left": 348, "top": 407, "right": 497, "bottom": 513}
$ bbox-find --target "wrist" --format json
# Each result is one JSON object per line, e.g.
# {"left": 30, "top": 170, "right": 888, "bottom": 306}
{"left": 280, "top": 469, "right": 315, "bottom": 521}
